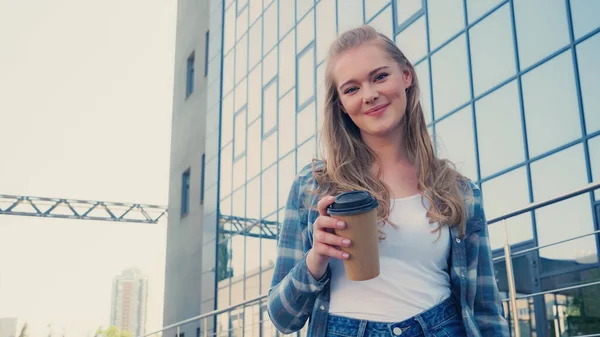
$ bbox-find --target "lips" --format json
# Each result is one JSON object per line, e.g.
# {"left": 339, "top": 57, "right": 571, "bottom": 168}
{"left": 364, "top": 103, "right": 389, "bottom": 117}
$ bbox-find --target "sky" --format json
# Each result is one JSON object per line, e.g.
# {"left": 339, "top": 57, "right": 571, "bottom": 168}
{"left": 0, "top": 0, "right": 176, "bottom": 336}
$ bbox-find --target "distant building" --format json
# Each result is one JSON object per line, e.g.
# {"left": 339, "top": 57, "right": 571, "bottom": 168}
{"left": 0, "top": 318, "right": 19, "bottom": 337}
{"left": 110, "top": 268, "right": 148, "bottom": 336}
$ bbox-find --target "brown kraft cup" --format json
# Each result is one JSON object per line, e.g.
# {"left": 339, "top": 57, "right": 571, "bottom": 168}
{"left": 327, "top": 191, "right": 380, "bottom": 281}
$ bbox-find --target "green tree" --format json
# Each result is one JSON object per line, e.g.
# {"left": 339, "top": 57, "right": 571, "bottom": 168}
{"left": 217, "top": 231, "right": 233, "bottom": 282}
{"left": 94, "top": 326, "right": 133, "bottom": 337}
{"left": 18, "top": 322, "right": 29, "bottom": 337}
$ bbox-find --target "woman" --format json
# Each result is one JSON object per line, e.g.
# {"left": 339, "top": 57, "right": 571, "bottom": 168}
{"left": 267, "top": 25, "right": 509, "bottom": 337}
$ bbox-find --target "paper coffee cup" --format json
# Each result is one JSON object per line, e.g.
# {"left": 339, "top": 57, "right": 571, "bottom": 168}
{"left": 327, "top": 191, "right": 380, "bottom": 281}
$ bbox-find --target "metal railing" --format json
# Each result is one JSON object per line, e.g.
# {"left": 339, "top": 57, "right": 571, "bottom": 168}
{"left": 144, "top": 181, "right": 600, "bottom": 337}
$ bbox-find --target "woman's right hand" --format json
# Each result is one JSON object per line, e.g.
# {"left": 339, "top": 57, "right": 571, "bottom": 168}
{"left": 306, "top": 195, "right": 352, "bottom": 280}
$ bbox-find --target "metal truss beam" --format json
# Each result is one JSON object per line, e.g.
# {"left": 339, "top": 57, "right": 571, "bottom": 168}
{"left": 219, "top": 214, "right": 279, "bottom": 240}
{"left": 0, "top": 194, "right": 167, "bottom": 224}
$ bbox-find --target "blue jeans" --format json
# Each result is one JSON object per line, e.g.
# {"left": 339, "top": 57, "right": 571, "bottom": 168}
{"left": 325, "top": 297, "right": 467, "bottom": 337}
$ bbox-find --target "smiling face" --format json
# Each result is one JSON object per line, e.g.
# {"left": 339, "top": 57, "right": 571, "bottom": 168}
{"left": 332, "top": 41, "right": 413, "bottom": 138}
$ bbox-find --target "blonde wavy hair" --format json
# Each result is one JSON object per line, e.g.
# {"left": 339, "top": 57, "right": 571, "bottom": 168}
{"left": 313, "top": 25, "right": 467, "bottom": 236}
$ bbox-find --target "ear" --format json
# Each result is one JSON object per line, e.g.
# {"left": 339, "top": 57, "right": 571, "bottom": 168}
{"left": 403, "top": 69, "right": 413, "bottom": 90}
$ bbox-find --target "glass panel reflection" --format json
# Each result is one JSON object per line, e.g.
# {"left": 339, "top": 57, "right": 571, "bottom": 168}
{"left": 365, "top": 0, "right": 389, "bottom": 22}
{"left": 297, "top": 137, "right": 316, "bottom": 173}
{"left": 249, "top": 0, "right": 261, "bottom": 24}
{"left": 298, "top": 47, "right": 315, "bottom": 107}
{"left": 247, "top": 177, "right": 260, "bottom": 220}
{"left": 522, "top": 51, "right": 581, "bottom": 158}
{"left": 247, "top": 120, "right": 261, "bottom": 180}
{"left": 262, "top": 132, "right": 277, "bottom": 170}
{"left": 261, "top": 213, "right": 279, "bottom": 270}
{"left": 369, "top": 6, "right": 393, "bottom": 39}
{"left": 297, "top": 9, "right": 315, "bottom": 51}
{"left": 482, "top": 167, "right": 533, "bottom": 251}
{"left": 279, "top": 153, "right": 296, "bottom": 210}
{"left": 544, "top": 282, "right": 600, "bottom": 336}
{"left": 297, "top": 101, "right": 316, "bottom": 144}
{"left": 248, "top": 19, "right": 262, "bottom": 70}
{"left": 435, "top": 106, "right": 478, "bottom": 181}
{"left": 431, "top": 34, "right": 470, "bottom": 119}
{"left": 475, "top": 81, "right": 525, "bottom": 177}
{"left": 296, "top": 0, "right": 313, "bottom": 21}
{"left": 414, "top": 60, "right": 432, "bottom": 125}
{"left": 248, "top": 64, "right": 262, "bottom": 123}
{"left": 427, "top": 0, "right": 465, "bottom": 51}
{"left": 279, "top": 0, "right": 294, "bottom": 38}
{"left": 316, "top": 0, "right": 337, "bottom": 64}
{"left": 220, "top": 144, "right": 233, "bottom": 197}
{"left": 236, "top": 35, "right": 248, "bottom": 84}
{"left": 263, "top": 2, "right": 278, "bottom": 56}
{"left": 236, "top": 7, "right": 248, "bottom": 41}
{"left": 233, "top": 156, "right": 246, "bottom": 190}
{"left": 570, "top": 0, "right": 600, "bottom": 40}
{"left": 235, "top": 79, "right": 247, "bottom": 112}
{"left": 576, "top": 32, "right": 600, "bottom": 134}
{"left": 279, "top": 90, "right": 296, "bottom": 157}
{"left": 395, "top": 16, "right": 427, "bottom": 63}
{"left": 513, "top": 0, "right": 570, "bottom": 69}
{"left": 466, "top": 0, "right": 503, "bottom": 23}
{"left": 337, "top": 0, "right": 364, "bottom": 33}
{"left": 223, "top": 51, "right": 235, "bottom": 95}
{"left": 234, "top": 109, "right": 247, "bottom": 158}
{"left": 589, "top": 135, "right": 600, "bottom": 200}
{"left": 279, "top": 30, "right": 296, "bottom": 95}
{"left": 469, "top": 3, "right": 516, "bottom": 96}
{"left": 262, "top": 165, "right": 278, "bottom": 217}
{"left": 396, "top": 0, "right": 422, "bottom": 25}
{"left": 263, "top": 80, "right": 278, "bottom": 135}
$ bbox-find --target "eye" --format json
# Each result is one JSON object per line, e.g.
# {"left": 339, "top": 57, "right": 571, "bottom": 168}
{"left": 344, "top": 87, "right": 358, "bottom": 95}
{"left": 374, "top": 72, "right": 389, "bottom": 81}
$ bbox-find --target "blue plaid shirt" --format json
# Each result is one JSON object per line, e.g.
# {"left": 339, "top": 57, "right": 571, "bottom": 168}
{"left": 267, "top": 162, "right": 509, "bottom": 337}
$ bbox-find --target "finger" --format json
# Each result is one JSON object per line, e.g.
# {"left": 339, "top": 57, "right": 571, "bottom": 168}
{"left": 315, "top": 215, "right": 346, "bottom": 231}
{"left": 314, "top": 229, "right": 351, "bottom": 248}
{"left": 317, "top": 195, "right": 336, "bottom": 217}
{"left": 315, "top": 241, "right": 350, "bottom": 260}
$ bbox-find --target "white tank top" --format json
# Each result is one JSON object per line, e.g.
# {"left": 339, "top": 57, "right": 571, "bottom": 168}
{"left": 328, "top": 194, "right": 452, "bottom": 322}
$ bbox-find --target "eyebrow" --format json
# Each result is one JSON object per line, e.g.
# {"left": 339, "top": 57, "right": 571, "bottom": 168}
{"left": 338, "top": 66, "right": 391, "bottom": 91}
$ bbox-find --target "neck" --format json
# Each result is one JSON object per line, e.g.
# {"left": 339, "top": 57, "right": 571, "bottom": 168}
{"left": 361, "top": 129, "right": 410, "bottom": 168}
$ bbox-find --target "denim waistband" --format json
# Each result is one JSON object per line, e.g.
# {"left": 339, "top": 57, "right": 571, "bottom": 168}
{"left": 326, "top": 296, "right": 461, "bottom": 337}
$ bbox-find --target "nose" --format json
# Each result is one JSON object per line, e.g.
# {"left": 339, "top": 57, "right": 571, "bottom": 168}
{"left": 362, "top": 84, "right": 379, "bottom": 104}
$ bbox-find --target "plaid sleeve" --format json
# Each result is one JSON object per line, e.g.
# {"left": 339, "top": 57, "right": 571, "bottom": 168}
{"left": 471, "top": 183, "right": 510, "bottom": 337}
{"left": 266, "top": 167, "right": 329, "bottom": 334}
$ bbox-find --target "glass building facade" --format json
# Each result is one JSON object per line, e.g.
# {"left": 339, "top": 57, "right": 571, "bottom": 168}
{"left": 195, "top": 0, "right": 600, "bottom": 336}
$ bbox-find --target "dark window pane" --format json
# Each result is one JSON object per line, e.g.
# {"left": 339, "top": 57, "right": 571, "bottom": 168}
{"left": 522, "top": 51, "right": 581, "bottom": 157}
{"left": 576, "top": 32, "right": 600, "bottom": 134}
{"left": 476, "top": 81, "right": 525, "bottom": 177}
{"left": 543, "top": 282, "right": 600, "bottom": 336}
{"left": 514, "top": 0, "right": 570, "bottom": 69}
{"left": 469, "top": 3, "right": 516, "bottom": 96}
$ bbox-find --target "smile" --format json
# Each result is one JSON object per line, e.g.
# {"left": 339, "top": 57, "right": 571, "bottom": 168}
{"left": 364, "top": 103, "right": 389, "bottom": 117}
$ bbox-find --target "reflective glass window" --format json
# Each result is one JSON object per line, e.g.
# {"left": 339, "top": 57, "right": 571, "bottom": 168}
{"left": 234, "top": 109, "right": 247, "bottom": 158}
{"left": 231, "top": 235, "right": 244, "bottom": 277}
{"left": 224, "top": 5, "right": 236, "bottom": 53}
{"left": 369, "top": 6, "right": 393, "bottom": 39}
{"left": 316, "top": 0, "right": 337, "bottom": 64}
{"left": 570, "top": 0, "right": 600, "bottom": 39}
{"left": 236, "top": 7, "right": 248, "bottom": 40}
{"left": 247, "top": 64, "right": 262, "bottom": 123}
{"left": 262, "top": 132, "right": 277, "bottom": 169}
{"left": 427, "top": 0, "right": 465, "bottom": 51}
{"left": 235, "top": 79, "right": 247, "bottom": 112}
{"left": 232, "top": 186, "right": 245, "bottom": 219}
{"left": 262, "top": 165, "right": 278, "bottom": 216}
{"left": 435, "top": 106, "right": 478, "bottom": 180}
{"left": 366, "top": 0, "right": 390, "bottom": 22}
{"left": 247, "top": 177, "right": 261, "bottom": 220}
{"left": 263, "top": 2, "right": 278, "bottom": 56}
{"left": 395, "top": 16, "right": 427, "bottom": 63}
{"left": 576, "top": 32, "right": 600, "bottom": 134}
{"left": 249, "top": 0, "right": 261, "bottom": 24}
{"left": 514, "top": 0, "right": 570, "bottom": 69}
{"left": 297, "top": 137, "right": 316, "bottom": 173}
{"left": 482, "top": 168, "right": 533, "bottom": 251}
{"left": 245, "top": 263, "right": 260, "bottom": 297}
{"left": 263, "top": 48, "right": 278, "bottom": 83}
{"left": 531, "top": 144, "right": 596, "bottom": 264}
{"left": 261, "top": 213, "right": 278, "bottom": 271}
{"left": 296, "top": 0, "right": 313, "bottom": 21}
{"left": 279, "top": 0, "right": 295, "bottom": 38}
{"left": 476, "top": 81, "right": 525, "bottom": 177}
{"left": 395, "top": 0, "right": 422, "bottom": 25}
{"left": 431, "top": 34, "right": 470, "bottom": 119}
{"left": 298, "top": 47, "right": 315, "bottom": 107}
{"left": 220, "top": 144, "right": 233, "bottom": 196}
{"left": 247, "top": 120, "right": 262, "bottom": 179}
{"left": 589, "top": 135, "right": 600, "bottom": 200}
{"left": 297, "top": 9, "right": 315, "bottom": 51}
{"left": 279, "top": 29, "right": 296, "bottom": 94}
{"left": 279, "top": 153, "right": 296, "bottom": 209}
{"left": 233, "top": 157, "right": 246, "bottom": 190}
{"left": 222, "top": 93, "right": 234, "bottom": 145}
{"left": 223, "top": 51, "right": 235, "bottom": 95}
{"left": 235, "top": 35, "right": 248, "bottom": 84}
{"left": 248, "top": 19, "right": 262, "bottom": 70}
{"left": 469, "top": 4, "right": 516, "bottom": 96}
{"left": 297, "top": 101, "right": 316, "bottom": 145}
{"left": 337, "top": 0, "right": 364, "bottom": 33}
{"left": 466, "top": 0, "right": 503, "bottom": 23}
{"left": 263, "top": 80, "right": 278, "bottom": 134}
{"left": 316, "top": 63, "right": 326, "bottom": 133}
{"left": 522, "top": 51, "right": 581, "bottom": 157}
{"left": 279, "top": 90, "right": 296, "bottom": 157}
{"left": 414, "top": 60, "right": 432, "bottom": 125}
